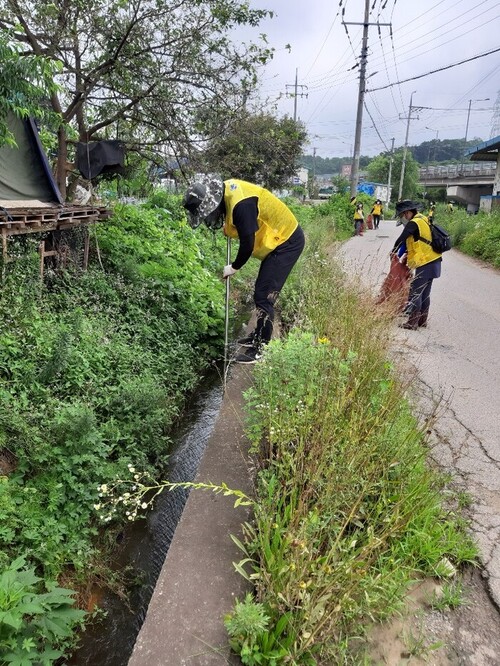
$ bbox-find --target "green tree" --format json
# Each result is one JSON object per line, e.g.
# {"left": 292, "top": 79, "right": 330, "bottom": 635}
{"left": 331, "top": 174, "right": 350, "bottom": 195}
{"left": 0, "top": 0, "right": 274, "bottom": 198}
{"left": 0, "top": 32, "right": 58, "bottom": 147}
{"left": 410, "top": 137, "right": 484, "bottom": 164}
{"left": 201, "top": 112, "right": 307, "bottom": 190}
{"left": 366, "top": 149, "right": 420, "bottom": 201}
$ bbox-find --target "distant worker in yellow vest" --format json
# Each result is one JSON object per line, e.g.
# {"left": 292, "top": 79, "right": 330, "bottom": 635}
{"left": 447, "top": 201, "right": 454, "bottom": 213}
{"left": 428, "top": 201, "right": 436, "bottom": 223}
{"left": 353, "top": 202, "right": 364, "bottom": 236}
{"left": 370, "top": 199, "right": 383, "bottom": 229}
{"left": 183, "top": 178, "right": 305, "bottom": 364}
{"left": 391, "top": 200, "right": 442, "bottom": 330}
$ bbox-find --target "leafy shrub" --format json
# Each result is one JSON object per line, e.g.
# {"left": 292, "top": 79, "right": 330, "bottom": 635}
{"left": 224, "top": 594, "right": 298, "bottom": 666}
{"left": 0, "top": 192, "right": 228, "bottom": 657}
{"left": 0, "top": 557, "right": 85, "bottom": 665}
{"left": 460, "top": 215, "right": 500, "bottom": 267}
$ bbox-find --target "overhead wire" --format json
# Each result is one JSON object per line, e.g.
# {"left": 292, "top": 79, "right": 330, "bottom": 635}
{"left": 367, "top": 46, "right": 500, "bottom": 92}
{"left": 268, "top": 0, "right": 497, "bottom": 155}
{"left": 389, "top": 0, "right": 408, "bottom": 111}
{"left": 366, "top": 0, "right": 498, "bottom": 76}
{"left": 376, "top": 18, "right": 403, "bottom": 117}
{"left": 303, "top": 0, "right": 496, "bottom": 98}
{"left": 363, "top": 100, "right": 390, "bottom": 151}
{"left": 303, "top": 2, "right": 342, "bottom": 79}
{"left": 304, "top": 26, "right": 362, "bottom": 123}
{"left": 300, "top": 0, "right": 491, "bottom": 91}
{"left": 422, "top": 62, "right": 499, "bottom": 131}
{"left": 386, "top": 5, "right": 500, "bottom": 72}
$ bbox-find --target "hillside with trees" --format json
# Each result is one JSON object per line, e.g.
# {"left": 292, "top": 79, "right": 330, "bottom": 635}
{"left": 301, "top": 136, "right": 485, "bottom": 177}
{"left": 300, "top": 154, "right": 371, "bottom": 175}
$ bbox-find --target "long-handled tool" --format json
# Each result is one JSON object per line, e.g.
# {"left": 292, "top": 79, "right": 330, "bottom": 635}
{"left": 223, "top": 236, "right": 231, "bottom": 392}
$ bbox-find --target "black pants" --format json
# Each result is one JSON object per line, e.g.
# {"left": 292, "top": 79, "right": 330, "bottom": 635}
{"left": 406, "top": 274, "right": 433, "bottom": 316}
{"left": 253, "top": 226, "right": 305, "bottom": 345}
{"left": 373, "top": 214, "right": 381, "bottom": 228}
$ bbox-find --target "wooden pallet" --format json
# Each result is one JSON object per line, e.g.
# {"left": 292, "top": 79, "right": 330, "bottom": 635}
{"left": 0, "top": 204, "right": 111, "bottom": 236}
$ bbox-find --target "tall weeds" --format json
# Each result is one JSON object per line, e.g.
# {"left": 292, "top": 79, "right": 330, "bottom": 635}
{"left": 234, "top": 215, "right": 477, "bottom": 664}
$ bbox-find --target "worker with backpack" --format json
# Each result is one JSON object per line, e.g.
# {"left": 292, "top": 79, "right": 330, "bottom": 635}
{"left": 391, "top": 200, "right": 449, "bottom": 330}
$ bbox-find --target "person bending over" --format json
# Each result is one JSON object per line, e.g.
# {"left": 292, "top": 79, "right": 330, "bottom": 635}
{"left": 183, "top": 177, "right": 305, "bottom": 363}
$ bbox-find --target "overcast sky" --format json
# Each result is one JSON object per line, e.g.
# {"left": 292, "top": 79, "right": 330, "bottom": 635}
{"left": 240, "top": 0, "right": 500, "bottom": 157}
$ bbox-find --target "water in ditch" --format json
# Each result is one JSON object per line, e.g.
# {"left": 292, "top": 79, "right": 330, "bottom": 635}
{"left": 70, "top": 370, "right": 224, "bottom": 666}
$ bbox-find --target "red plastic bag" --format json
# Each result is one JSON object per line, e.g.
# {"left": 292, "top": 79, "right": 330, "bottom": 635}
{"left": 377, "top": 255, "right": 411, "bottom": 311}
{"left": 366, "top": 214, "right": 373, "bottom": 229}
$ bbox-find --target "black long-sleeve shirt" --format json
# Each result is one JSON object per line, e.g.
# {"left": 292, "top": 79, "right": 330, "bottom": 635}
{"left": 231, "top": 197, "right": 259, "bottom": 269}
{"left": 392, "top": 220, "right": 418, "bottom": 253}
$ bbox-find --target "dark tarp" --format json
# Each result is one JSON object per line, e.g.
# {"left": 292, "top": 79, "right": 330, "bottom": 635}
{"left": 76, "top": 140, "right": 125, "bottom": 180}
{"left": 0, "top": 112, "right": 63, "bottom": 203}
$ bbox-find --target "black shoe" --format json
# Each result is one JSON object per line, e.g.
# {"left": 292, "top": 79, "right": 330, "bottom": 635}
{"left": 237, "top": 333, "right": 255, "bottom": 347}
{"left": 400, "top": 321, "right": 418, "bottom": 330}
{"left": 234, "top": 346, "right": 262, "bottom": 364}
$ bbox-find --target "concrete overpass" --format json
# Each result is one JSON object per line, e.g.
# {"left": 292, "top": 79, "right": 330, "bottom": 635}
{"left": 418, "top": 135, "right": 500, "bottom": 212}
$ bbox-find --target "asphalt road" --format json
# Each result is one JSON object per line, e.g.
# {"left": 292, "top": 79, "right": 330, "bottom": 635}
{"left": 339, "top": 218, "right": 500, "bottom": 609}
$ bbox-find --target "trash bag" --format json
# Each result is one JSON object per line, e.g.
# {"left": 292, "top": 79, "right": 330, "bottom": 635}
{"left": 366, "top": 214, "right": 373, "bottom": 229}
{"left": 377, "top": 255, "right": 411, "bottom": 311}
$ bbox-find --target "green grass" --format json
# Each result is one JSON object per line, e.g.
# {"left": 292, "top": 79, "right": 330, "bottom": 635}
{"left": 230, "top": 207, "right": 478, "bottom": 664}
{"left": 430, "top": 580, "right": 466, "bottom": 611}
{"left": 431, "top": 205, "right": 500, "bottom": 268}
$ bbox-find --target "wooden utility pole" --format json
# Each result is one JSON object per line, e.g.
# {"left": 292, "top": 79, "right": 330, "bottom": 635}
{"left": 345, "top": 2, "right": 391, "bottom": 198}
{"left": 286, "top": 68, "right": 308, "bottom": 122}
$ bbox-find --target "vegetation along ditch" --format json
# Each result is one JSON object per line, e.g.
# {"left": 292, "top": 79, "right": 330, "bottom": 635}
{"left": 1, "top": 190, "right": 499, "bottom": 664}
{"left": 70, "top": 373, "right": 223, "bottom": 665}
{"left": 0, "top": 191, "right": 228, "bottom": 664}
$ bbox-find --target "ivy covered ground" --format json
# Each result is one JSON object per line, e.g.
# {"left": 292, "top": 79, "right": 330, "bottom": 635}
{"left": 0, "top": 191, "right": 227, "bottom": 663}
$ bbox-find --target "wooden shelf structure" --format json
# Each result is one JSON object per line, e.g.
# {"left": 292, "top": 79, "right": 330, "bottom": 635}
{"left": 0, "top": 203, "right": 111, "bottom": 236}
{"left": 0, "top": 202, "right": 112, "bottom": 276}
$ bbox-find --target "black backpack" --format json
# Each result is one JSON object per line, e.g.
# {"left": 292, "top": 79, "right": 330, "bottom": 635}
{"left": 422, "top": 222, "right": 452, "bottom": 254}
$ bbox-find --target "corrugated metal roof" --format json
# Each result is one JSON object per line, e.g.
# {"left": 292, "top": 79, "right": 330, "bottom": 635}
{"left": 465, "top": 135, "right": 500, "bottom": 161}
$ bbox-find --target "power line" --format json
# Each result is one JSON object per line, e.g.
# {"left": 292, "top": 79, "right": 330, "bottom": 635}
{"left": 303, "top": 6, "right": 342, "bottom": 79}
{"left": 364, "top": 100, "right": 390, "bottom": 151}
{"left": 367, "top": 46, "right": 500, "bottom": 92}
{"left": 301, "top": 1, "right": 497, "bottom": 100}
{"left": 362, "top": 0, "right": 498, "bottom": 89}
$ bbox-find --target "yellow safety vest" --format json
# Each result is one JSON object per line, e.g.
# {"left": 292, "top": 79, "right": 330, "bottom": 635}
{"left": 223, "top": 179, "right": 298, "bottom": 261}
{"left": 406, "top": 213, "right": 442, "bottom": 269}
{"left": 372, "top": 203, "right": 382, "bottom": 215}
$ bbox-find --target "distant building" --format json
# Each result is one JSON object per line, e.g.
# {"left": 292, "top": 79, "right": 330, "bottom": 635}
{"left": 357, "top": 181, "right": 391, "bottom": 202}
{"left": 291, "top": 167, "right": 308, "bottom": 188}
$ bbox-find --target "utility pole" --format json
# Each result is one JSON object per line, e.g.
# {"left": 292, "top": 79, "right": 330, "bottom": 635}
{"left": 311, "top": 147, "right": 317, "bottom": 197}
{"left": 398, "top": 91, "right": 422, "bottom": 201}
{"left": 386, "top": 137, "right": 395, "bottom": 205}
{"left": 460, "top": 97, "right": 490, "bottom": 173}
{"left": 344, "top": 1, "right": 391, "bottom": 198}
{"left": 285, "top": 68, "right": 308, "bottom": 122}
